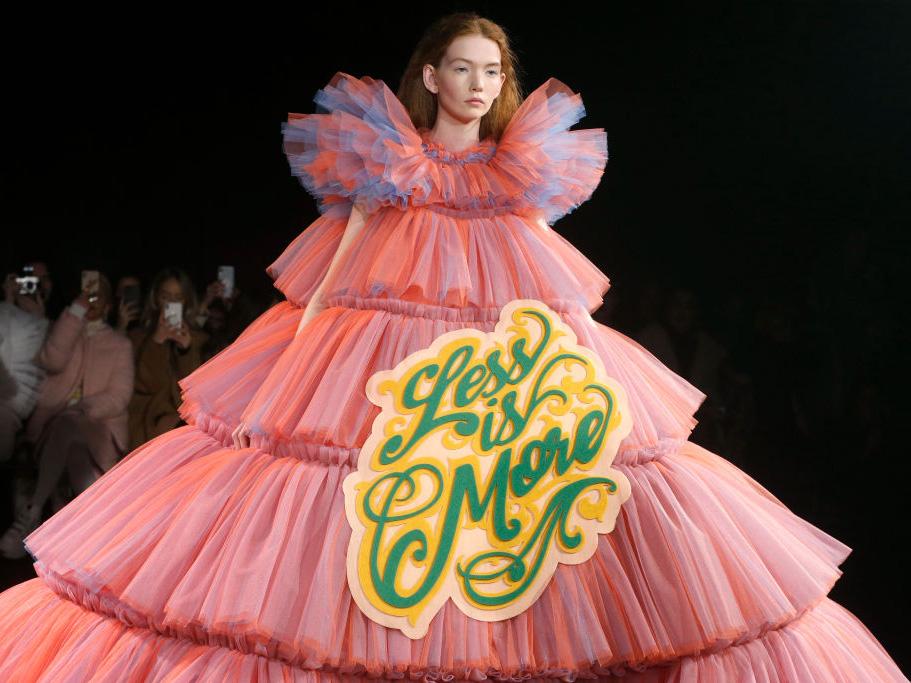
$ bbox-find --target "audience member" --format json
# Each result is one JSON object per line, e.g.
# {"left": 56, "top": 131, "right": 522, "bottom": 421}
{"left": 198, "top": 281, "right": 265, "bottom": 362}
{"left": 0, "top": 281, "right": 49, "bottom": 460}
{"left": 0, "top": 273, "right": 133, "bottom": 559}
{"left": 14, "top": 261, "right": 60, "bottom": 321}
{"left": 128, "top": 268, "right": 207, "bottom": 450}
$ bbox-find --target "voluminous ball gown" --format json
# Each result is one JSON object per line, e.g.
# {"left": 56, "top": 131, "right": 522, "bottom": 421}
{"left": 0, "top": 73, "right": 904, "bottom": 681}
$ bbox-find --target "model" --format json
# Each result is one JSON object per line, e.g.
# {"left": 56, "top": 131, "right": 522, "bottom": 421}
{"left": 0, "top": 12, "right": 904, "bottom": 681}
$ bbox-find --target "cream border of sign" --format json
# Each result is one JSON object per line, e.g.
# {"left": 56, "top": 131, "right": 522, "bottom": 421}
{"left": 342, "top": 299, "right": 633, "bottom": 639}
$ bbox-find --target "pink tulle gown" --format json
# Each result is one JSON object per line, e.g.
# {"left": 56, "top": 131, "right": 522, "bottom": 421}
{"left": 0, "top": 73, "right": 904, "bottom": 682}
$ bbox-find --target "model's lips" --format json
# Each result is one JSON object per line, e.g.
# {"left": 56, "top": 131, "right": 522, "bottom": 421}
{"left": 465, "top": 98, "right": 485, "bottom": 106}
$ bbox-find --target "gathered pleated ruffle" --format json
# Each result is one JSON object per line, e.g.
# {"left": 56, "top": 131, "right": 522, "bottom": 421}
{"left": 310, "top": 207, "right": 611, "bottom": 314}
{"left": 183, "top": 304, "right": 703, "bottom": 466}
{"left": 1, "top": 68, "right": 903, "bottom": 682}
{"left": 267, "top": 206, "right": 349, "bottom": 306}
{"left": 178, "top": 301, "right": 303, "bottom": 436}
{"left": 23, "top": 424, "right": 855, "bottom": 678}
{"left": 0, "top": 579, "right": 904, "bottom": 682}
{"left": 282, "top": 73, "right": 606, "bottom": 223}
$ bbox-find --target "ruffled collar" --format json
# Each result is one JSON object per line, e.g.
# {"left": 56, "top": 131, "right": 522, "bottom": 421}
{"left": 285, "top": 73, "right": 607, "bottom": 221}
{"left": 418, "top": 129, "right": 496, "bottom": 165}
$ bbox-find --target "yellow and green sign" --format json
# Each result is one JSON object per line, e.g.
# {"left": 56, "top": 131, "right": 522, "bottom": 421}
{"left": 344, "top": 300, "right": 632, "bottom": 638}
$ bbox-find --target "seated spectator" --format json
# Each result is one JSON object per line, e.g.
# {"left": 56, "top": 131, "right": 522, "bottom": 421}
{"left": 197, "top": 279, "right": 264, "bottom": 362}
{"left": 0, "top": 274, "right": 133, "bottom": 558}
{"left": 0, "top": 275, "right": 50, "bottom": 460}
{"left": 7, "top": 260, "right": 58, "bottom": 322}
{"left": 128, "top": 267, "right": 207, "bottom": 450}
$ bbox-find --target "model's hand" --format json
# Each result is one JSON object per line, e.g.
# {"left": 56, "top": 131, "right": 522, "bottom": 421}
{"left": 231, "top": 422, "right": 251, "bottom": 449}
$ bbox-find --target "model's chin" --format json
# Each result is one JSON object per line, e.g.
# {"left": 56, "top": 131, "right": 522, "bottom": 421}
{"left": 452, "top": 106, "right": 490, "bottom": 124}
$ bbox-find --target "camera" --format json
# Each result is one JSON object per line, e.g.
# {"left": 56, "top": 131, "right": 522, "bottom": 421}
{"left": 15, "top": 265, "right": 39, "bottom": 296}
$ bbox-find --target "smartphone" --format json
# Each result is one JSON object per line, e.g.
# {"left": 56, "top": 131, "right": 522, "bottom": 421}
{"left": 81, "top": 270, "right": 100, "bottom": 297}
{"left": 16, "top": 265, "right": 38, "bottom": 296}
{"left": 122, "top": 283, "right": 140, "bottom": 308}
{"left": 217, "top": 265, "right": 234, "bottom": 299}
{"left": 164, "top": 301, "right": 183, "bottom": 327}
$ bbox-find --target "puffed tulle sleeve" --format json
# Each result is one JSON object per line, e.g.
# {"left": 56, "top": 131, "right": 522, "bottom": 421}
{"left": 282, "top": 73, "right": 430, "bottom": 214}
{"left": 282, "top": 73, "right": 607, "bottom": 221}
{"left": 492, "top": 78, "right": 608, "bottom": 223}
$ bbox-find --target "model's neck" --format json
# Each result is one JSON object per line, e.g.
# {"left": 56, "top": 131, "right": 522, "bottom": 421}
{"left": 427, "top": 109, "right": 482, "bottom": 152}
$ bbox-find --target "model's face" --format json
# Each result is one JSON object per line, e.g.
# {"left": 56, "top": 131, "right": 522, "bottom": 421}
{"left": 423, "top": 34, "right": 506, "bottom": 126}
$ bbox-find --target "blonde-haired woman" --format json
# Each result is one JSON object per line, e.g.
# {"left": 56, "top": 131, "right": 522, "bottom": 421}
{"left": 127, "top": 267, "right": 207, "bottom": 449}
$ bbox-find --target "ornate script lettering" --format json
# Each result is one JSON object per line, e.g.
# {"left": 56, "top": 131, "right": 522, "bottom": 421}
{"left": 343, "top": 300, "right": 632, "bottom": 638}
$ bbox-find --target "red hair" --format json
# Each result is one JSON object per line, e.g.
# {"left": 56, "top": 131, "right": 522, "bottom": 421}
{"left": 397, "top": 13, "right": 523, "bottom": 141}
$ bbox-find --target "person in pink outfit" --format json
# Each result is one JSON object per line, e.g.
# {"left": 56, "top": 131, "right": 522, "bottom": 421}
{"left": 0, "top": 12, "right": 904, "bottom": 681}
{"left": 0, "top": 274, "right": 134, "bottom": 559}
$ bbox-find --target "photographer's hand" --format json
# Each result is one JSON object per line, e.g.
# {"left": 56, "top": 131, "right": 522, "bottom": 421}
{"left": 116, "top": 298, "right": 140, "bottom": 332}
{"left": 73, "top": 291, "right": 92, "bottom": 310}
{"left": 152, "top": 309, "right": 172, "bottom": 344}
{"left": 17, "top": 290, "right": 45, "bottom": 318}
{"left": 171, "top": 321, "right": 192, "bottom": 350}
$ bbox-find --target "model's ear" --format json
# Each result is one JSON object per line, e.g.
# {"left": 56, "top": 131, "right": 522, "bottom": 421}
{"left": 422, "top": 64, "right": 439, "bottom": 94}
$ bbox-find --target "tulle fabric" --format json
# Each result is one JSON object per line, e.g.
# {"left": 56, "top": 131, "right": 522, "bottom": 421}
{"left": 0, "top": 579, "right": 903, "bottom": 682}
{"left": 282, "top": 73, "right": 606, "bottom": 222}
{"left": 178, "top": 301, "right": 303, "bottom": 442}
{"left": 24, "top": 429, "right": 855, "bottom": 677}
{"left": 0, "top": 70, "right": 903, "bottom": 681}
{"left": 316, "top": 207, "right": 611, "bottom": 314}
{"left": 267, "top": 206, "right": 349, "bottom": 306}
{"left": 210, "top": 305, "right": 702, "bottom": 466}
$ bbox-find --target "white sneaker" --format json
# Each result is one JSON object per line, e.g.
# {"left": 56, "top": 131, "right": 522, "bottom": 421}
{"left": 0, "top": 504, "right": 42, "bottom": 559}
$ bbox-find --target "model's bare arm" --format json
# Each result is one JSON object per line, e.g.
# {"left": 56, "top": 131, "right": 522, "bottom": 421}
{"left": 232, "top": 203, "right": 368, "bottom": 450}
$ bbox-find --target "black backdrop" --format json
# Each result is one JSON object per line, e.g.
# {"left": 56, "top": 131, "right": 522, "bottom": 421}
{"left": 3, "top": 2, "right": 909, "bottom": 673}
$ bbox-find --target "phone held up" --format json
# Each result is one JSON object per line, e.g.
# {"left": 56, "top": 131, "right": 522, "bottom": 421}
{"left": 217, "top": 265, "right": 234, "bottom": 299}
{"left": 164, "top": 302, "right": 183, "bottom": 328}
{"left": 121, "top": 283, "right": 140, "bottom": 309}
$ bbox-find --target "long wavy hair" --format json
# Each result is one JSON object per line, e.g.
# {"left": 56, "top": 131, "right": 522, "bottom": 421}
{"left": 397, "top": 13, "right": 522, "bottom": 142}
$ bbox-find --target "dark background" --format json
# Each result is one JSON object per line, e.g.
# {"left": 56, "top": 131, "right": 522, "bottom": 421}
{"left": 3, "top": 2, "right": 909, "bottom": 673}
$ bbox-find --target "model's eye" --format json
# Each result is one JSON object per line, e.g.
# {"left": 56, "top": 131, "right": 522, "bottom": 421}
{"left": 455, "top": 66, "right": 469, "bottom": 73}
{"left": 486, "top": 69, "right": 500, "bottom": 77}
